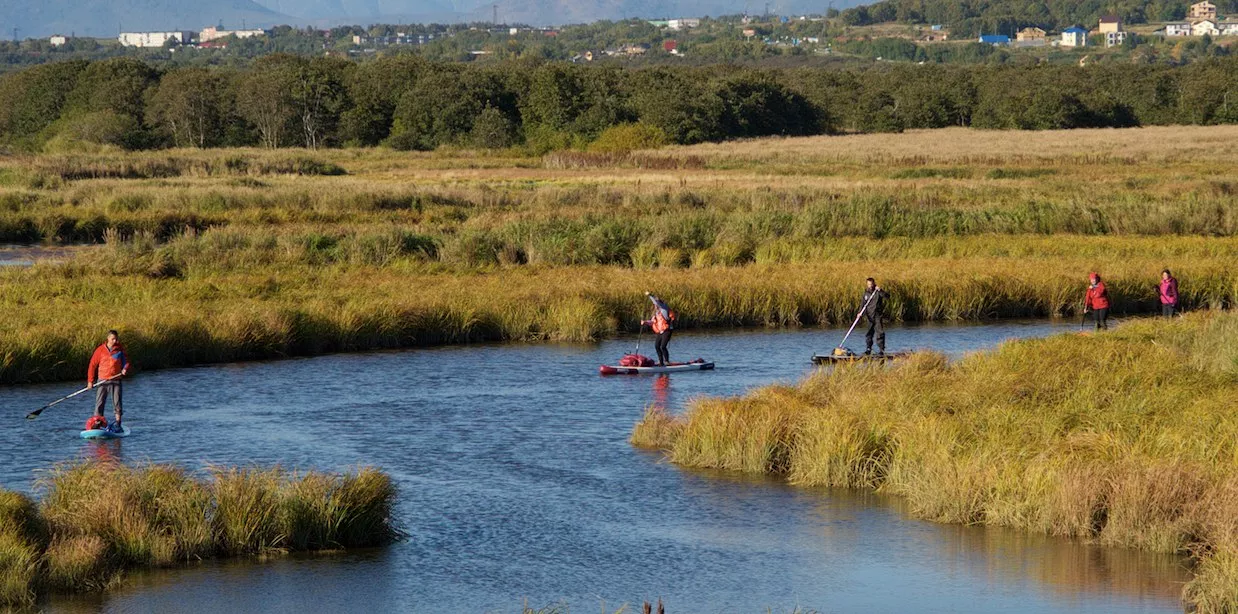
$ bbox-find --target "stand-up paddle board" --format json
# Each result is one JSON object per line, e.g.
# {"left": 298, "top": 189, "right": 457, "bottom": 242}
{"left": 80, "top": 425, "right": 130, "bottom": 440}
{"left": 599, "top": 359, "right": 714, "bottom": 375}
{"left": 811, "top": 351, "right": 910, "bottom": 365}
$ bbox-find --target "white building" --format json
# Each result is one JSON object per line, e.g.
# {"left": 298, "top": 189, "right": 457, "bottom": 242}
{"left": 1165, "top": 23, "right": 1193, "bottom": 36}
{"left": 199, "top": 26, "right": 266, "bottom": 42}
{"left": 1222, "top": 22, "right": 1238, "bottom": 35}
{"left": 1104, "top": 31, "right": 1127, "bottom": 47}
{"left": 1061, "top": 26, "right": 1088, "bottom": 47}
{"left": 1193, "top": 20, "right": 1221, "bottom": 36}
{"left": 118, "top": 31, "right": 194, "bottom": 47}
{"left": 49, "top": 35, "right": 67, "bottom": 46}
{"left": 667, "top": 18, "right": 701, "bottom": 30}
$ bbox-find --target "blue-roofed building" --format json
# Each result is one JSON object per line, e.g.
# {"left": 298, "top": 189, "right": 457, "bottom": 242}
{"left": 978, "top": 34, "right": 1010, "bottom": 46}
{"left": 1061, "top": 26, "right": 1089, "bottom": 47}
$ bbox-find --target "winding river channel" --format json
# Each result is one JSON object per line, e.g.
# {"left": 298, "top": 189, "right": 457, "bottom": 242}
{"left": 1, "top": 320, "right": 1189, "bottom": 613}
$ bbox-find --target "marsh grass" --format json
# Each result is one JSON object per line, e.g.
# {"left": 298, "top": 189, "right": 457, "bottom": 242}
{"left": 0, "top": 492, "right": 43, "bottom": 606}
{"left": 633, "top": 312, "right": 1238, "bottom": 610}
{"left": 3, "top": 127, "right": 1238, "bottom": 384}
{"left": 0, "top": 462, "right": 401, "bottom": 605}
{"left": 4, "top": 237, "right": 1238, "bottom": 384}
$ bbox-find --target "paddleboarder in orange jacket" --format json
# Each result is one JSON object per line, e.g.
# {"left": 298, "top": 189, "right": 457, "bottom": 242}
{"left": 87, "top": 330, "right": 129, "bottom": 432}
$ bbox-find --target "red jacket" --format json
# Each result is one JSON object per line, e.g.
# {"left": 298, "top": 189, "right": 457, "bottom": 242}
{"left": 1085, "top": 282, "right": 1110, "bottom": 310}
{"left": 1160, "top": 277, "right": 1178, "bottom": 306}
{"left": 88, "top": 343, "right": 129, "bottom": 385}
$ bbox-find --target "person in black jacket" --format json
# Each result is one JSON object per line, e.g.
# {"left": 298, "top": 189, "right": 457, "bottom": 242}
{"left": 862, "top": 278, "right": 889, "bottom": 356}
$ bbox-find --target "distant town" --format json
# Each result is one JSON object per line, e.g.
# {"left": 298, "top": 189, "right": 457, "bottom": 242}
{"left": 5, "top": 1, "right": 1232, "bottom": 71}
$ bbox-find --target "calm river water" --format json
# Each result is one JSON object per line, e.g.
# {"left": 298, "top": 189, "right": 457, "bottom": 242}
{"left": 1, "top": 320, "right": 1189, "bottom": 613}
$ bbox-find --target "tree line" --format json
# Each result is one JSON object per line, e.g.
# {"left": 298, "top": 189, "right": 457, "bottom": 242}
{"left": 0, "top": 55, "right": 1236, "bottom": 152}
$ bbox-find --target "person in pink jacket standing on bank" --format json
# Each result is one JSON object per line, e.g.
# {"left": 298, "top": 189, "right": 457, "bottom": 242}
{"left": 1159, "top": 269, "right": 1179, "bottom": 318}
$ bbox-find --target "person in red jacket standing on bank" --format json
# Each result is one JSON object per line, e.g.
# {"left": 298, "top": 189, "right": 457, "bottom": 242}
{"left": 1084, "top": 273, "right": 1110, "bottom": 330}
{"left": 1159, "top": 269, "right": 1179, "bottom": 318}
{"left": 87, "top": 330, "right": 130, "bottom": 432}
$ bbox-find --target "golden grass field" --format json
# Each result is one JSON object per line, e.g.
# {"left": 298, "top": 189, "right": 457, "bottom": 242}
{"left": 3, "top": 125, "right": 1238, "bottom": 384}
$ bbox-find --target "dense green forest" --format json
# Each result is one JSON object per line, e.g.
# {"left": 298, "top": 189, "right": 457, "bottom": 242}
{"left": 842, "top": 0, "right": 1238, "bottom": 36}
{"left": 1, "top": 56, "right": 1236, "bottom": 152}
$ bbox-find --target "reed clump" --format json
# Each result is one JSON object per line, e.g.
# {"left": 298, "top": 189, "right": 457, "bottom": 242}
{"left": 632, "top": 312, "right": 1238, "bottom": 611}
{"left": 0, "top": 462, "right": 401, "bottom": 605}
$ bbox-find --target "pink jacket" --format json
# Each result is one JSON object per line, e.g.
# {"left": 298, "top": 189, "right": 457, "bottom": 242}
{"left": 1160, "top": 277, "right": 1178, "bottom": 306}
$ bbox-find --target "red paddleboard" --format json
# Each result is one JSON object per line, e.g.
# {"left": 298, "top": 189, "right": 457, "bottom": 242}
{"left": 599, "top": 359, "right": 714, "bottom": 375}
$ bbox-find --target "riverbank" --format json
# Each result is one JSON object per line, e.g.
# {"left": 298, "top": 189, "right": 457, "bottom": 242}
{"left": 631, "top": 311, "right": 1238, "bottom": 610}
{"left": 0, "top": 462, "right": 400, "bottom": 607}
{"left": 3, "top": 235, "right": 1236, "bottom": 384}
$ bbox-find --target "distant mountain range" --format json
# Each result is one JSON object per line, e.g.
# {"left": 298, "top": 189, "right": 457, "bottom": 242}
{"left": 6, "top": 0, "right": 860, "bottom": 38}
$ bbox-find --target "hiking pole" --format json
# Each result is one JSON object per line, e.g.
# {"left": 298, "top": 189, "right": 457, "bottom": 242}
{"left": 837, "top": 291, "right": 878, "bottom": 352}
{"left": 25, "top": 375, "right": 120, "bottom": 420}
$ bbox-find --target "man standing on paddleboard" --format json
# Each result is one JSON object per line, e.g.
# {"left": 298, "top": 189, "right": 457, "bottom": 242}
{"left": 643, "top": 292, "right": 676, "bottom": 366}
{"left": 862, "top": 278, "right": 888, "bottom": 356}
{"left": 88, "top": 330, "right": 129, "bottom": 433}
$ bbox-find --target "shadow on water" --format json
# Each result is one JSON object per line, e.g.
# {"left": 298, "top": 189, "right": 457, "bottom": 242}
{"left": 3, "top": 320, "right": 1191, "bottom": 613}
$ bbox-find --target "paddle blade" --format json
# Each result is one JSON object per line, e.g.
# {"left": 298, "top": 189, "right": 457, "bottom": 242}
{"left": 25, "top": 408, "right": 45, "bottom": 420}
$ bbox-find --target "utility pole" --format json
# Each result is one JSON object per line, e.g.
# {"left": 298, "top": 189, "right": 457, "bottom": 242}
{"left": 493, "top": 3, "right": 498, "bottom": 25}
{"left": 12, "top": 27, "right": 18, "bottom": 42}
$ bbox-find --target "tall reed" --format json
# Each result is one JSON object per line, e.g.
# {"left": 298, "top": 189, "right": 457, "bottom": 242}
{"left": 0, "top": 462, "right": 403, "bottom": 606}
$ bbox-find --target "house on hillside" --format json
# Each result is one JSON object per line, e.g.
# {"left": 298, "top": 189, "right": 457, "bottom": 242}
{"left": 1016, "top": 27, "right": 1046, "bottom": 42}
{"left": 1165, "top": 22, "right": 1193, "bottom": 35}
{"left": 1193, "top": 19, "right": 1221, "bottom": 35}
{"left": 978, "top": 34, "right": 1010, "bottom": 46}
{"left": 667, "top": 18, "right": 700, "bottom": 30}
{"left": 49, "top": 35, "right": 67, "bottom": 46}
{"left": 1061, "top": 26, "right": 1088, "bottom": 47}
{"left": 118, "top": 31, "right": 194, "bottom": 47}
{"left": 1189, "top": 1, "right": 1218, "bottom": 21}
{"left": 1099, "top": 15, "right": 1126, "bottom": 46}
{"left": 1222, "top": 21, "right": 1238, "bottom": 35}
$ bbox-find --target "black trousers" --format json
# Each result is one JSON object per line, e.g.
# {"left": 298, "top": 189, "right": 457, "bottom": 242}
{"left": 1091, "top": 307, "right": 1109, "bottom": 330}
{"left": 865, "top": 315, "right": 885, "bottom": 353}
{"left": 1162, "top": 304, "right": 1176, "bottom": 317}
{"left": 94, "top": 382, "right": 122, "bottom": 420}
{"left": 654, "top": 330, "right": 672, "bottom": 365}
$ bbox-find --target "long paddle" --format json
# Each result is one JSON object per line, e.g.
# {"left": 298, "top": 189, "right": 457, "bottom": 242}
{"left": 25, "top": 375, "right": 119, "bottom": 420}
{"left": 634, "top": 321, "right": 646, "bottom": 356}
{"left": 837, "top": 290, "right": 879, "bottom": 352}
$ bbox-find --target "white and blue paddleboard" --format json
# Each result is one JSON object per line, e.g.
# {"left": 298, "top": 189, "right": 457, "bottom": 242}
{"left": 80, "top": 426, "right": 131, "bottom": 440}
